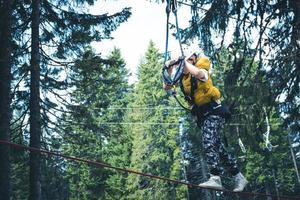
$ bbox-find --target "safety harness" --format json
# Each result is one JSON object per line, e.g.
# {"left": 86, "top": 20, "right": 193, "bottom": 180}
{"left": 162, "top": 0, "right": 192, "bottom": 111}
{"left": 162, "top": 0, "right": 185, "bottom": 86}
{"left": 179, "top": 75, "right": 198, "bottom": 106}
{"left": 162, "top": 0, "right": 231, "bottom": 121}
{"left": 162, "top": 57, "right": 185, "bottom": 86}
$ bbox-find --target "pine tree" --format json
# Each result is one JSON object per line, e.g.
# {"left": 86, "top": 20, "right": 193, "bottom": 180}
{"left": 125, "top": 41, "right": 186, "bottom": 199}
{"left": 100, "top": 48, "right": 133, "bottom": 199}
{"left": 177, "top": 0, "right": 299, "bottom": 196}
{"left": 61, "top": 47, "right": 132, "bottom": 199}
{"left": 212, "top": 46, "right": 299, "bottom": 197}
{"left": 8, "top": 1, "right": 132, "bottom": 198}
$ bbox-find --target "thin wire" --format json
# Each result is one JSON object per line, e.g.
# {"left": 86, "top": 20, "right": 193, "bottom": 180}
{"left": 98, "top": 122, "right": 181, "bottom": 125}
{"left": 0, "top": 140, "right": 298, "bottom": 200}
{"left": 97, "top": 107, "right": 184, "bottom": 110}
{"left": 94, "top": 122, "right": 248, "bottom": 126}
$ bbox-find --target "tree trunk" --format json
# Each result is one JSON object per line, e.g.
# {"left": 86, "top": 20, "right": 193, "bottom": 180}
{"left": 0, "top": 0, "right": 12, "bottom": 200}
{"left": 29, "top": 0, "right": 41, "bottom": 199}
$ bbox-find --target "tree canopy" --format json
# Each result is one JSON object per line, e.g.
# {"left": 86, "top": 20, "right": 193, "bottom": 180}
{"left": 0, "top": 0, "right": 299, "bottom": 199}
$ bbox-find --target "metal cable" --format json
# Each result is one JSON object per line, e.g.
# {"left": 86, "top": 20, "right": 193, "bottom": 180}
{"left": 0, "top": 140, "right": 298, "bottom": 200}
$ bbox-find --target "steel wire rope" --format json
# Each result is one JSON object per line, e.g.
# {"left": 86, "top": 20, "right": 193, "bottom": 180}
{"left": 0, "top": 140, "right": 298, "bottom": 200}
{"left": 90, "top": 122, "right": 249, "bottom": 126}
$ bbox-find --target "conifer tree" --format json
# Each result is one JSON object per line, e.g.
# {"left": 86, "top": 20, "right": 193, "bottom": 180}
{"left": 29, "top": 1, "right": 42, "bottom": 199}
{"left": 178, "top": 0, "right": 299, "bottom": 196}
{"left": 125, "top": 41, "right": 186, "bottom": 199}
{"left": 100, "top": 48, "right": 133, "bottom": 199}
{"left": 0, "top": 0, "right": 13, "bottom": 199}
{"left": 213, "top": 47, "right": 299, "bottom": 197}
{"left": 61, "top": 48, "right": 131, "bottom": 199}
{"left": 8, "top": 1, "right": 131, "bottom": 198}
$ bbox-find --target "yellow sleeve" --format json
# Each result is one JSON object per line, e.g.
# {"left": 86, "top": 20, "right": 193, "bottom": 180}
{"left": 195, "top": 57, "right": 211, "bottom": 71}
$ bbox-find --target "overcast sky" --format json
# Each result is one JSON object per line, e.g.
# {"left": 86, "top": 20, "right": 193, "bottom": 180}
{"left": 89, "top": 0, "right": 191, "bottom": 83}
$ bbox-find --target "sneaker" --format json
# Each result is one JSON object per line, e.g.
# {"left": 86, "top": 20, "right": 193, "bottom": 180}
{"left": 199, "top": 175, "right": 223, "bottom": 190}
{"left": 233, "top": 172, "right": 248, "bottom": 192}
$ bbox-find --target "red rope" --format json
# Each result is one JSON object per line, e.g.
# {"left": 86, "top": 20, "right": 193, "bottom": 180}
{"left": 0, "top": 140, "right": 298, "bottom": 200}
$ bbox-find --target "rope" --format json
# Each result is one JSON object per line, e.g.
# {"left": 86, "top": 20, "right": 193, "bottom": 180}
{"left": 172, "top": 93, "right": 191, "bottom": 111}
{"left": 164, "top": 0, "right": 171, "bottom": 63}
{"left": 164, "top": 0, "right": 184, "bottom": 59}
{"left": 0, "top": 140, "right": 298, "bottom": 200}
{"left": 164, "top": 0, "right": 190, "bottom": 111}
{"left": 172, "top": 0, "right": 184, "bottom": 56}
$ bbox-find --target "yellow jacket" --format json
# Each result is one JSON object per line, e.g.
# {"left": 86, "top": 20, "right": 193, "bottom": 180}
{"left": 181, "top": 57, "right": 221, "bottom": 106}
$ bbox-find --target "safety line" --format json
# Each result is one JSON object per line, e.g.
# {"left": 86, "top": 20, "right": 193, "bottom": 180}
{"left": 99, "top": 107, "right": 183, "bottom": 110}
{"left": 97, "top": 122, "right": 181, "bottom": 125}
{"left": 0, "top": 140, "right": 298, "bottom": 199}
{"left": 95, "top": 122, "right": 248, "bottom": 126}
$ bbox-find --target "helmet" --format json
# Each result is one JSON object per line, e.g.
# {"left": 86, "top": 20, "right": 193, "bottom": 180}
{"left": 182, "top": 44, "right": 200, "bottom": 59}
{"left": 168, "top": 50, "right": 182, "bottom": 61}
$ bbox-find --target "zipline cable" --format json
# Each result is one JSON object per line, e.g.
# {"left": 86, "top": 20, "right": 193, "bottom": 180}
{"left": 1, "top": 140, "right": 298, "bottom": 200}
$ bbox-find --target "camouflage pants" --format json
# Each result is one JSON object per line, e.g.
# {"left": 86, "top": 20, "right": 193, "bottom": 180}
{"left": 200, "top": 115, "right": 239, "bottom": 176}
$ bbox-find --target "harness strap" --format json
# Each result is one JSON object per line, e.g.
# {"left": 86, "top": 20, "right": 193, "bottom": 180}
{"left": 190, "top": 75, "right": 197, "bottom": 104}
{"left": 172, "top": 2, "right": 184, "bottom": 56}
{"left": 163, "top": 0, "right": 190, "bottom": 111}
{"left": 172, "top": 93, "right": 191, "bottom": 111}
{"left": 164, "top": 0, "right": 183, "bottom": 62}
{"left": 179, "top": 76, "right": 190, "bottom": 103}
{"left": 179, "top": 74, "right": 197, "bottom": 106}
{"left": 164, "top": 0, "right": 171, "bottom": 63}
{"left": 162, "top": 0, "right": 186, "bottom": 87}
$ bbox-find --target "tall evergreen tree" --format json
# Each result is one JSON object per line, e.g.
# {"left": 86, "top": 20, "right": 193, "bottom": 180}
{"left": 175, "top": 0, "right": 300, "bottom": 196}
{"left": 61, "top": 47, "right": 131, "bottom": 199}
{"left": 181, "top": 0, "right": 299, "bottom": 144}
{"left": 8, "top": 1, "right": 131, "bottom": 199}
{"left": 212, "top": 46, "right": 299, "bottom": 197}
{"left": 125, "top": 41, "right": 186, "bottom": 199}
{"left": 100, "top": 48, "right": 133, "bottom": 199}
{"left": 0, "top": 0, "right": 13, "bottom": 199}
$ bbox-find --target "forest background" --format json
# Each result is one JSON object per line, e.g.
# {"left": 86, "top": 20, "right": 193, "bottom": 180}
{"left": 0, "top": 0, "right": 299, "bottom": 199}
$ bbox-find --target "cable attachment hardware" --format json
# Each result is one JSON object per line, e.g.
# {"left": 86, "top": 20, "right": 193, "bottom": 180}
{"left": 162, "top": 56, "right": 185, "bottom": 86}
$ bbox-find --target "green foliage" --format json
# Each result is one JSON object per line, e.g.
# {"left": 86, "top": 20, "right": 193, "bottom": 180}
{"left": 181, "top": 2, "right": 299, "bottom": 173}
{"left": 125, "top": 41, "right": 187, "bottom": 199}
{"left": 61, "top": 48, "right": 131, "bottom": 199}
{"left": 7, "top": 0, "right": 300, "bottom": 198}
{"left": 213, "top": 46, "right": 299, "bottom": 196}
{"left": 9, "top": 0, "right": 132, "bottom": 198}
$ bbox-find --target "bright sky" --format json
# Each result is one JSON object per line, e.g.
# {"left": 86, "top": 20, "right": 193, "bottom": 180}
{"left": 90, "top": 0, "right": 191, "bottom": 83}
